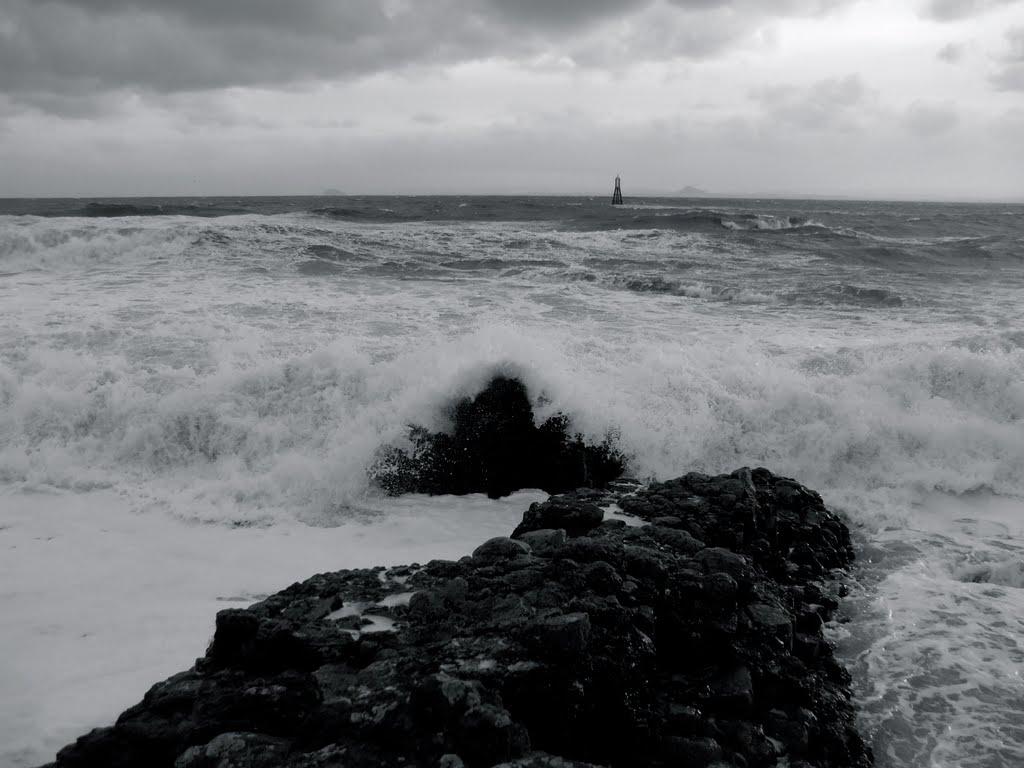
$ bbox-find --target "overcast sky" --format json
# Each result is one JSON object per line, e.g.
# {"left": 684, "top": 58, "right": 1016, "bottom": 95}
{"left": 1, "top": 0, "right": 1022, "bottom": 199}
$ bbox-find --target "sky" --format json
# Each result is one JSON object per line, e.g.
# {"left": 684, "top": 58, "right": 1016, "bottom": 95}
{"left": 1, "top": 0, "right": 1022, "bottom": 200}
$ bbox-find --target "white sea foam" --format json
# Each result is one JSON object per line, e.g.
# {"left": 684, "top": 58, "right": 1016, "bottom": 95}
{"left": 1, "top": 209, "right": 1023, "bottom": 767}
{"left": 0, "top": 487, "right": 546, "bottom": 767}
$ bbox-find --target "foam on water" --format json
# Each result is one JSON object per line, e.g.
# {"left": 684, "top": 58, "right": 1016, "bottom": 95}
{"left": 0, "top": 487, "right": 546, "bottom": 767}
{"left": 837, "top": 493, "right": 1024, "bottom": 768}
{"left": 2, "top": 203, "right": 1023, "bottom": 766}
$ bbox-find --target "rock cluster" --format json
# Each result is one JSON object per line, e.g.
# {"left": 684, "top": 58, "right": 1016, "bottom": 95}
{"left": 43, "top": 468, "right": 871, "bottom": 768}
{"left": 370, "top": 375, "right": 626, "bottom": 498}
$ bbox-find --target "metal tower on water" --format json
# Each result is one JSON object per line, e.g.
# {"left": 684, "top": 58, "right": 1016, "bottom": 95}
{"left": 611, "top": 175, "right": 623, "bottom": 205}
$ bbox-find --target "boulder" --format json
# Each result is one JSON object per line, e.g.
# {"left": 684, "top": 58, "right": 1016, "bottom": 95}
{"left": 44, "top": 468, "right": 871, "bottom": 768}
{"left": 369, "top": 375, "right": 626, "bottom": 498}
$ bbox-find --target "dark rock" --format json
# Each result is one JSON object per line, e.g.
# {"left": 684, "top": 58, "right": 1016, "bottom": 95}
{"left": 45, "top": 467, "right": 871, "bottom": 768}
{"left": 556, "top": 537, "right": 621, "bottom": 565}
{"left": 794, "top": 633, "right": 823, "bottom": 662}
{"left": 473, "top": 537, "right": 533, "bottom": 560}
{"left": 408, "top": 589, "right": 447, "bottom": 621}
{"left": 696, "top": 548, "right": 751, "bottom": 581}
{"left": 525, "top": 613, "right": 591, "bottom": 658}
{"left": 369, "top": 375, "right": 626, "bottom": 498}
{"left": 516, "top": 528, "right": 568, "bottom": 555}
{"left": 712, "top": 665, "right": 755, "bottom": 716}
{"left": 458, "top": 704, "right": 530, "bottom": 766}
{"left": 746, "top": 603, "right": 794, "bottom": 652}
{"left": 174, "top": 732, "right": 290, "bottom": 768}
{"left": 725, "top": 722, "right": 777, "bottom": 768}
{"left": 206, "top": 610, "right": 259, "bottom": 667}
{"left": 644, "top": 525, "right": 705, "bottom": 555}
{"left": 583, "top": 561, "right": 623, "bottom": 594}
{"left": 412, "top": 674, "right": 485, "bottom": 724}
{"left": 666, "top": 736, "right": 723, "bottom": 766}
{"left": 493, "top": 755, "right": 607, "bottom": 767}
{"left": 513, "top": 499, "right": 605, "bottom": 538}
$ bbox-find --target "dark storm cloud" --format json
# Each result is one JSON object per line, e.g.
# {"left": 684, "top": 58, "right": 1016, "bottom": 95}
{"left": 479, "top": 0, "right": 653, "bottom": 28}
{"left": 2, "top": 0, "right": 854, "bottom": 116}
{"left": 991, "top": 27, "right": 1024, "bottom": 91}
{"left": 924, "top": 0, "right": 1020, "bottom": 20}
{"left": 0, "top": 0, "right": 502, "bottom": 97}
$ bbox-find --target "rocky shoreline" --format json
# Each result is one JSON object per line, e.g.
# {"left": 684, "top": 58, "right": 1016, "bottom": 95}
{"left": 43, "top": 468, "right": 871, "bottom": 768}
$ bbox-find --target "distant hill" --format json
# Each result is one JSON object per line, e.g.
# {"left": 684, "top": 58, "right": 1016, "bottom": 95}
{"left": 675, "top": 186, "right": 711, "bottom": 197}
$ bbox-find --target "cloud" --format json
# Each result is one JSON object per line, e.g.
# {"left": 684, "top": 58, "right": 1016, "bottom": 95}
{"left": 411, "top": 112, "right": 445, "bottom": 126}
{"left": 937, "top": 42, "right": 965, "bottom": 62}
{"left": 751, "top": 75, "right": 873, "bottom": 133}
{"left": 1, "top": 0, "right": 856, "bottom": 116}
{"left": 923, "top": 0, "right": 1020, "bottom": 20}
{"left": 904, "top": 101, "right": 960, "bottom": 136}
{"left": 990, "top": 27, "right": 1024, "bottom": 90}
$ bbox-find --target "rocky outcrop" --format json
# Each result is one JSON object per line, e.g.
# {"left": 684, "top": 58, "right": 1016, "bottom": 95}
{"left": 43, "top": 468, "right": 871, "bottom": 768}
{"left": 370, "top": 375, "right": 626, "bottom": 498}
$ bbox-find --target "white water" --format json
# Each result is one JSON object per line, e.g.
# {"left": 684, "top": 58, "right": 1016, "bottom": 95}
{"left": 2, "top": 212, "right": 1023, "bottom": 766}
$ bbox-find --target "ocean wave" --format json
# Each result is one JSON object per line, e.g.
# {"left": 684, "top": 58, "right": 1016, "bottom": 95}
{"left": 785, "top": 283, "right": 907, "bottom": 308}
{"left": 720, "top": 214, "right": 829, "bottom": 231}
{"left": 1, "top": 323, "right": 1021, "bottom": 527}
{"left": 0, "top": 218, "right": 203, "bottom": 272}
{"left": 611, "top": 274, "right": 775, "bottom": 304}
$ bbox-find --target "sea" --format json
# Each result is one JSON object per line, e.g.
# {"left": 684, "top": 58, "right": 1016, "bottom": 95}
{"left": 1, "top": 195, "right": 1022, "bottom": 767}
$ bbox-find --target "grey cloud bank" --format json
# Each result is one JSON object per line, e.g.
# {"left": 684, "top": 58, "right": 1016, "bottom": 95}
{"left": 1, "top": 0, "right": 1022, "bottom": 199}
{"left": 3, "top": 0, "right": 855, "bottom": 103}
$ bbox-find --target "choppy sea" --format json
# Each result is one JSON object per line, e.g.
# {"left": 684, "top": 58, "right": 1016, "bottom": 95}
{"left": 1, "top": 195, "right": 1022, "bottom": 767}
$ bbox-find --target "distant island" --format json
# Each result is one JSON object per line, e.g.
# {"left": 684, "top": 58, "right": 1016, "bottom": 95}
{"left": 322, "top": 188, "right": 348, "bottom": 196}
{"left": 675, "top": 185, "right": 711, "bottom": 196}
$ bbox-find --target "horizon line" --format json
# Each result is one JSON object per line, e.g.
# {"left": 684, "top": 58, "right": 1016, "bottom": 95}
{"left": 2, "top": 192, "right": 1023, "bottom": 205}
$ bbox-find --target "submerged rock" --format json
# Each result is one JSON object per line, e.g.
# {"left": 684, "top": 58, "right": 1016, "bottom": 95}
{"left": 43, "top": 468, "right": 871, "bottom": 768}
{"left": 370, "top": 375, "right": 626, "bottom": 498}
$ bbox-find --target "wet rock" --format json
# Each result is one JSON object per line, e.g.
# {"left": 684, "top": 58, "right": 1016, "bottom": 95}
{"left": 46, "top": 467, "right": 871, "bottom": 768}
{"left": 206, "top": 610, "right": 260, "bottom": 667}
{"left": 667, "top": 736, "right": 723, "bottom": 766}
{"left": 712, "top": 665, "right": 755, "bottom": 716}
{"left": 473, "top": 537, "right": 532, "bottom": 561}
{"left": 696, "top": 548, "right": 751, "bottom": 581}
{"left": 747, "top": 603, "right": 794, "bottom": 652}
{"left": 512, "top": 499, "right": 605, "bottom": 538}
{"left": 516, "top": 528, "right": 568, "bottom": 555}
{"left": 174, "top": 732, "right": 290, "bottom": 768}
{"left": 525, "top": 613, "right": 591, "bottom": 658}
{"left": 369, "top": 375, "right": 626, "bottom": 498}
{"left": 458, "top": 704, "right": 530, "bottom": 766}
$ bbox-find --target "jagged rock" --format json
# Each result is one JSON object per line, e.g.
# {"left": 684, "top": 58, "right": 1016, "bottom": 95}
{"left": 516, "top": 529, "right": 568, "bottom": 555}
{"left": 44, "top": 468, "right": 871, "bottom": 768}
{"left": 474, "top": 537, "right": 533, "bottom": 560}
{"left": 712, "top": 665, "right": 755, "bottom": 716}
{"left": 174, "top": 732, "right": 290, "bottom": 768}
{"left": 369, "top": 375, "right": 626, "bottom": 498}
{"left": 747, "top": 603, "right": 794, "bottom": 652}
{"left": 512, "top": 498, "right": 605, "bottom": 538}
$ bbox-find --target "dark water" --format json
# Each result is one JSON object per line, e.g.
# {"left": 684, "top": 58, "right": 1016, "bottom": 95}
{"left": 3, "top": 195, "right": 1021, "bottom": 310}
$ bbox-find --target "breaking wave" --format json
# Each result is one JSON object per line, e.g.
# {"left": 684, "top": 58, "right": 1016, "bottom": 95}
{"left": 1, "top": 323, "right": 1021, "bottom": 527}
